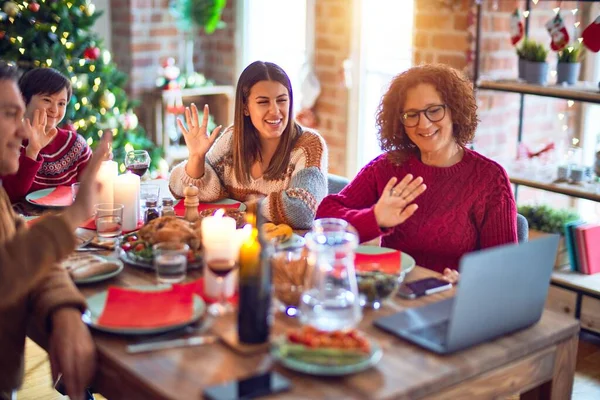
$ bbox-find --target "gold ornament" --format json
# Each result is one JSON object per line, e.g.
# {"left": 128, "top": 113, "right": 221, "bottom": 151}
{"left": 3, "top": 2, "right": 19, "bottom": 18}
{"left": 100, "top": 91, "right": 116, "bottom": 109}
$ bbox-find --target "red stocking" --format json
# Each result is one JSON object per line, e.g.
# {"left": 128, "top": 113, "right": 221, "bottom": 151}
{"left": 582, "top": 16, "right": 600, "bottom": 53}
{"left": 546, "top": 12, "right": 569, "bottom": 52}
{"left": 510, "top": 9, "right": 524, "bottom": 46}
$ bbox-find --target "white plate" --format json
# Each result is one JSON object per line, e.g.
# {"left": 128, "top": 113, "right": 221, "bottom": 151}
{"left": 355, "top": 245, "right": 416, "bottom": 276}
{"left": 83, "top": 285, "right": 206, "bottom": 335}
{"left": 25, "top": 187, "right": 71, "bottom": 208}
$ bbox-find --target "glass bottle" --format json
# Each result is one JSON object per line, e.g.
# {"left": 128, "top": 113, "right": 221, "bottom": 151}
{"left": 161, "top": 198, "right": 175, "bottom": 217}
{"left": 144, "top": 199, "right": 160, "bottom": 224}
{"left": 237, "top": 201, "right": 272, "bottom": 344}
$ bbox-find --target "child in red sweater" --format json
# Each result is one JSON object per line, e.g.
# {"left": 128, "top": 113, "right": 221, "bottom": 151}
{"left": 316, "top": 64, "right": 517, "bottom": 280}
{"left": 2, "top": 68, "right": 91, "bottom": 202}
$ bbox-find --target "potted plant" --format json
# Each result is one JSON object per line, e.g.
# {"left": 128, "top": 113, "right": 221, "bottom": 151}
{"left": 518, "top": 204, "right": 580, "bottom": 268}
{"left": 516, "top": 38, "right": 530, "bottom": 80}
{"left": 557, "top": 43, "right": 583, "bottom": 85}
{"left": 519, "top": 39, "right": 549, "bottom": 85}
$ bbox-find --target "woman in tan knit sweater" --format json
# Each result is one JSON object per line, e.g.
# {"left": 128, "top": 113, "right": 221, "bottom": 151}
{"left": 169, "top": 61, "right": 328, "bottom": 229}
{"left": 0, "top": 63, "right": 111, "bottom": 400}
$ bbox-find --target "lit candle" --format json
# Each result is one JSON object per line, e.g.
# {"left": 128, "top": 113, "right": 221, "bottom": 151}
{"left": 114, "top": 173, "right": 140, "bottom": 231}
{"left": 96, "top": 160, "right": 117, "bottom": 205}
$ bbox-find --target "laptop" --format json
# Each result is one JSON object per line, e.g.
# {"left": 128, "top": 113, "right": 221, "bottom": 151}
{"left": 373, "top": 235, "right": 560, "bottom": 354}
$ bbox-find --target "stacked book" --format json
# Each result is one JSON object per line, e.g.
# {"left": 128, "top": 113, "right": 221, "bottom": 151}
{"left": 564, "top": 221, "right": 600, "bottom": 275}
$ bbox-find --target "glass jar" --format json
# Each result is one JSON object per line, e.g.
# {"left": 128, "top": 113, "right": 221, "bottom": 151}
{"left": 161, "top": 198, "right": 175, "bottom": 217}
{"left": 299, "top": 218, "right": 362, "bottom": 331}
{"left": 144, "top": 199, "right": 160, "bottom": 224}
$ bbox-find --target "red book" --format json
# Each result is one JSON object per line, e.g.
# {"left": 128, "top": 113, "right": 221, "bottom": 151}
{"left": 580, "top": 224, "right": 600, "bottom": 275}
{"left": 575, "top": 225, "right": 591, "bottom": 274}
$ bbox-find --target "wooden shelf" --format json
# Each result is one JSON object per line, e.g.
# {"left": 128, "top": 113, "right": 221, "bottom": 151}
{"left": 477, "top": 79, "right": 600, "bottom": 104}
{"left": 552, "top": 265, "right": 600, "bottom": 298}
{"left": 509, "top": 174, "right": 600, "bottom": 202}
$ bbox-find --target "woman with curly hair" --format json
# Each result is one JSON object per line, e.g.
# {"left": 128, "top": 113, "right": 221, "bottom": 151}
{"left": 316, "top": 64, "right": 517, "bottom": 281}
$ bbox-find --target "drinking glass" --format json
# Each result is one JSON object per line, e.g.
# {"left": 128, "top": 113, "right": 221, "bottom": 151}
{"left": 124, "top": 150, "right": 151, "bottom": 178}
{"left": 153, "top": 242, "right": 188, "bottom": 284}
{"left": 71, "top": 182, "right": 80, "bottom": 203}
{"left": 203, "top": 240, "right": 238, "bottom": 316}
{"left": 140, "top": 183, "right": 160, "bottom": 203}
{"left": 299, "top": 218, "right": 362, "bottom": 331}
{"left": 94, "top": 203, "right": 124, "bottom": 240}
{"left": 271, "top": 245, "right": 310, "bottom": 317}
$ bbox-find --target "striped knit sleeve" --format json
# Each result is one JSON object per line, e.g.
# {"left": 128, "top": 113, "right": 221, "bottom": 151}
{"left": 74, "top": 133, "right": 92, "bottom": 180}
{"left": 168, "top": 129, "right": 231, "bottom": 201}
{"left": 262, "top": 130, "right": 328, "bottom": 230}
{"left": 477, "top": 162, "right": 518, "bottom": 248}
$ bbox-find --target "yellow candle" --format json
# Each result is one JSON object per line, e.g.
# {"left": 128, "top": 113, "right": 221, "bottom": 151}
{"left": 97, "top": 160, "right": 117, "bottom": 205}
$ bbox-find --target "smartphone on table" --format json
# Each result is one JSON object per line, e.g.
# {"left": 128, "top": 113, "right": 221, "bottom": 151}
{"left": 203, "top": 371, "right": 292, "bottom": 400}
{"left": 397, "top": 277, "right": 452, "bottom": 299}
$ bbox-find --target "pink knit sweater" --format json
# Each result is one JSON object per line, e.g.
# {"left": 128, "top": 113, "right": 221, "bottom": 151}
{"left": 316, "top": 148, "right": 518, "bottom": 273}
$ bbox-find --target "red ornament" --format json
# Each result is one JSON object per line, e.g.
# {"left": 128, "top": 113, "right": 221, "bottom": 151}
{"left": 83, "top": 47, "right": 100, "bottom": 60}
{"left": 28, "top": 2, "right": 40, "bottom": 12}
{"left": 0, "top": 31, "right": 5, "bottom": 40}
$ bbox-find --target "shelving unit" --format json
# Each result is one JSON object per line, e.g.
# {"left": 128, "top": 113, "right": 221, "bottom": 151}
{"left": 473, "top": 0, "right": 600, "bottom": 335}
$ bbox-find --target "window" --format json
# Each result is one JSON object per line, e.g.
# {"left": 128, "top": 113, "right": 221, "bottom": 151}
{"left": 347, "top": 0, "right": 414, "bottom": 176}
{"left": 90, "top": 0, "right": 112, "bottom": 51}
{"left": 239, "top": 0, "right": 315, "bottom": 111}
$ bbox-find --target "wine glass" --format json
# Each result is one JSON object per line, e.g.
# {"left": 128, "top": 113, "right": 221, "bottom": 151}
{"left": 204, "top": 240, "right": 238, "bottom": 316}
{"left": 124, "top": 150, "right": 151, "bottom": 178}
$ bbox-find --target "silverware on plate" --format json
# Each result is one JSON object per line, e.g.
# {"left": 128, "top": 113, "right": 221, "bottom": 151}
{"left": 126, "top": 335, "right": 218, "bottom": 354}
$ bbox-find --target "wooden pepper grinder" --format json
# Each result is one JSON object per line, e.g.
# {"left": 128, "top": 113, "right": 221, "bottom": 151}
{"left": 183, "top": 184, "right": 199, "bottom": 222}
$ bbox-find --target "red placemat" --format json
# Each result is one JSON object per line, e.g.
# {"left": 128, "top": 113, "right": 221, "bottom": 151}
{"left": 355, "top": 251, "right": 402, "bottom": 274}
{"left": 173, "top": 278, "right": 238, "bottom": 305}
{"left": 97, "top": 287, "right": 195, "bottom": 328}
{"left": 29, "top": 186, "right": 72, "bottom": 207}
{"left": 79, "top": 218, "right": 143, "bottom": 233}
{"left": 174, "top": 201, "right": 241, "bottom": 217}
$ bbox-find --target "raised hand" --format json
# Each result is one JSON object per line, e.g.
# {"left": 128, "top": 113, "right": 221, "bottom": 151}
{"left": 24, "top": 109, "right": 58, "bottom": 159}
{"left": 178, "top": 104, "right": 222, "bottom": 158}
{"left": 374, "top": 174, "right": 427, "bottom": 229}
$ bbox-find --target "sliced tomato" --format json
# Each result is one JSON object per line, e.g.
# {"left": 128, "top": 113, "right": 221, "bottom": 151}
{"left": 126, "top": 235, "right": 139, "bottom": 242}
{"left": 121, "top": 242, "right": 133, "bottom": 252}
{"left": 134, "top": 243, "right": 145, "bottom": 252}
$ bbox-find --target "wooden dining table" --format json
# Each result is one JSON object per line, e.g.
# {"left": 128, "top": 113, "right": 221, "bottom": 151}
{"left": 73, "top": 259, "right": 579, "bottom": 400}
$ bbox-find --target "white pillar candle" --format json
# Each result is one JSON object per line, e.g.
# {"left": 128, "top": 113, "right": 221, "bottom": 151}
{"left": 201, "top": 210, "right": 237, "bottom": 299}
{"left": 97, "top": 160, "right": 117, "bottom": 205}
{"left": 114, "top": 173, "right": 140, "bottom": 231}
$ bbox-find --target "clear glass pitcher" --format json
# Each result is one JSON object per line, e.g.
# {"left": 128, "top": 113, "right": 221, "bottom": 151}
{"left": 299, "top": 218, "right": 362, "bottom": 331}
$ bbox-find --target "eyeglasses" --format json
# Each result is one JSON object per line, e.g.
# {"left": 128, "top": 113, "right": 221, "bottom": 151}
{"left": 400, "top": 104, "right": 447, "bottom": 127}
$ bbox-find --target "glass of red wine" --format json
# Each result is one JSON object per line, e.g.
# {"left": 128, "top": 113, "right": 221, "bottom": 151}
{"left": 204, "top": 240, "right": 238, "bottom": 316}
{"left": 124, "top": 150, "right": 151, "bottom": 177}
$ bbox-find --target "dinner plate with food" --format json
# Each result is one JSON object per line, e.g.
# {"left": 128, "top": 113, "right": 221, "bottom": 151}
{"left": 271, "top": 326, "right": 382, "bottom": 376}
{"left": 60, "top": 253, "right": 124, "bottom": 285}
{"left": 262, "top": 222, "right": 305, "bottom": 249}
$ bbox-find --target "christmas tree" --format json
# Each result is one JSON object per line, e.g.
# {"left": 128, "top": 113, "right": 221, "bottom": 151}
{"left": 0, "top": 0, "right": 162, "bottom": 172}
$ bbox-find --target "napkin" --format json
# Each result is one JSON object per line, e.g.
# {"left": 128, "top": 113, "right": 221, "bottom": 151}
{"left": 355, "top": 250, "right": 402, "bottom": 274}
{"left": 79, "top": 218, "right": 143, "bottom": 233}
{"left": 29, "top": 186, "right": 72, "bottom": 207}
{"left": 97, "top": 286, "right": 195, "bottom": 328}
{"left": 173, "top": 278, "right": 238, "bottom": 305}
{"left": 173, "top": 201, "right": 241, "bottom": 217}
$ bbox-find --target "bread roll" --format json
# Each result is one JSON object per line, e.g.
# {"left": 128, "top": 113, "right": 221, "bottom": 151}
{"left": 70, "top": 262, "right": 120, "bottom": 280}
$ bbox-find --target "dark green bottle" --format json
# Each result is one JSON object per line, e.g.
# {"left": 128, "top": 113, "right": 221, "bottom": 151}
{"left": 237, "top": 201, "right": 272, "bottom": 344}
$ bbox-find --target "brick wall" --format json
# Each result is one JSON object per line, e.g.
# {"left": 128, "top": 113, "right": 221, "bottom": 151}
{"left": 312, "top": 0, "right": 353, "bottom": 175}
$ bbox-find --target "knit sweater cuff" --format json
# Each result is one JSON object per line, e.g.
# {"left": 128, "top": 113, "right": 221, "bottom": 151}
{"left": 354, "top": 206, "right": 387, "bottom": 243}
{"left": 168, "top": 160, "right": 221, "bottom": 201}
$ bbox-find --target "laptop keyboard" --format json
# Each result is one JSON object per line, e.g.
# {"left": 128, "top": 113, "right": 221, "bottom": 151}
{"left": 407, "top": 320, "right": 450, "bottom": 346}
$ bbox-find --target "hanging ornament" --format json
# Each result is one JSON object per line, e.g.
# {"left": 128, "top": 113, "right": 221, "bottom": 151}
{"left": 510, "top": 9, "right": 524, "bottom": 46}
{"left": 100, "top": 90, "right": 116, "bottom": 109}
{"left": 582, "top": 16, "right": 600, "bottom": 53}
{"left": 122, "top": 111, "right": 139, "bottom": 130}
{"left": 28, "top": 2, "right": 40, "bottom": 12}
{"left": 545, "top": 11, "right": 569, "bottom": 52}
{"left": 0, "top": 11, "right": 7, "bottom": 21}
{"left": 3, "top": 1, "right": 19, "bottom": 18}
{"left": 83, "top": 46, "right": 100, "bottom": 60}
{"left": 0, "top": 31, "right": 5, "bottom": 40}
